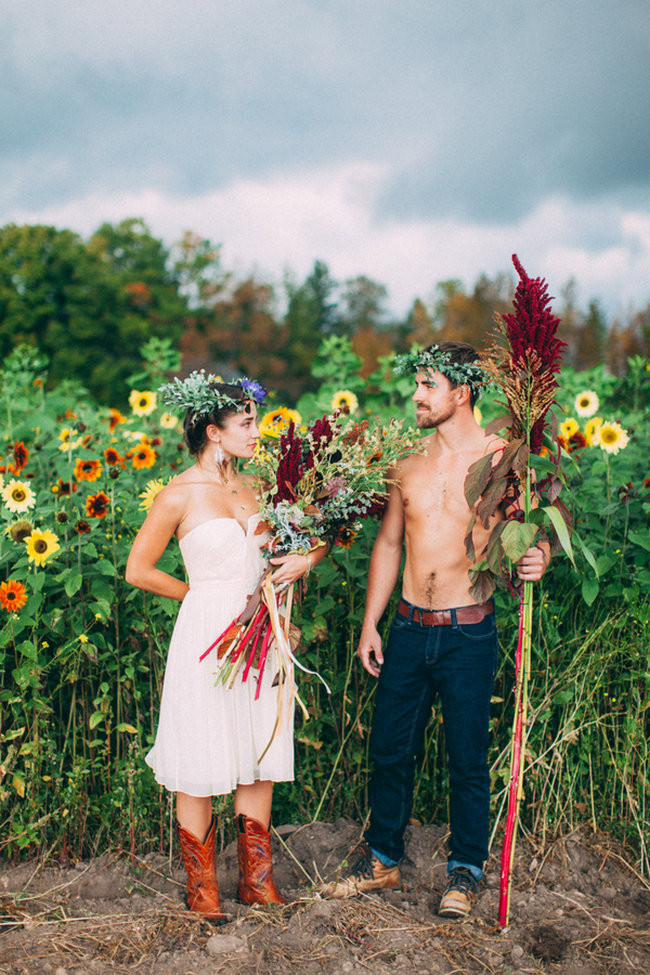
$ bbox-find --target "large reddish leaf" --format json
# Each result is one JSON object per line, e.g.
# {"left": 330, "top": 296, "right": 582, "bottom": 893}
{"left": 468, "top": 563, "right": 497, "bottom": 603}
{"left": 464, "top": 452, "right": 496, "bottom": 509}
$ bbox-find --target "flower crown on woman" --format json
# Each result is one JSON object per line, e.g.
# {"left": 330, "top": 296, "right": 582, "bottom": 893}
{"left": 159, "top": 370, "right": 268, "bottom": 419}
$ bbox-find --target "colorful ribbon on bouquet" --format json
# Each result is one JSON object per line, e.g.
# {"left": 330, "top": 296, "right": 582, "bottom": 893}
{"left": 199, "top": 573, "right": 330, "bottom": 759}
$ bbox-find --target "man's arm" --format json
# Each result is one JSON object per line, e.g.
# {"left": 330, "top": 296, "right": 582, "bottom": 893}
{"left": 357, "top": 482, "right": 404, "bottom": 677}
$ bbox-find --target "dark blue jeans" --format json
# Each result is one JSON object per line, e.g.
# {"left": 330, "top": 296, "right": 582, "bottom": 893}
{"left": 364, "top": 600, "right": 498, "bottom": 878}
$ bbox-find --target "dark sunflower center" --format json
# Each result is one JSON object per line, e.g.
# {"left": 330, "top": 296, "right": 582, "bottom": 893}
{"left": 12, "top": 489, "right": 26, "bottom": 502}
{"left": 34, "top": 540, "right": 48, "bottom": 553}
{"left": 6, "top": 591, "right": 16, "bottom": 602}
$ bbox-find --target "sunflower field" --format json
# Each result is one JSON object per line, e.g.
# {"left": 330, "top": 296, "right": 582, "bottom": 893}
{"left": 1, "top": 338, "right": 648, "bottom": 874}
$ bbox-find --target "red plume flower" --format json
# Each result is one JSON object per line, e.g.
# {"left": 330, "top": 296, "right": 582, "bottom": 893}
{"left": 493, "top": 255, "right": 566, "bottom": 452}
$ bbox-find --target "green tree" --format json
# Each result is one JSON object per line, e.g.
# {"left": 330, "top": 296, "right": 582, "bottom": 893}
{"left": 0, "top": 221, "right": 187, "bottom": 404}
{"left": 339, "top": 274, "right": 389, "bottom": 335}
{"left": 432, "top": 273, "right": 512, "bottom": 351}
{"left": 574, "top": 299, "right": 608, "bottom": 369}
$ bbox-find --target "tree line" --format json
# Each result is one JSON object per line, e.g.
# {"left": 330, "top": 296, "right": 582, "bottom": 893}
{"left": 1, "top": 219, "right": 648, "bottom": 405}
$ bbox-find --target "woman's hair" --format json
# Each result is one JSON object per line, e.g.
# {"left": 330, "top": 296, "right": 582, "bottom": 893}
{"left": 182, "top": 383, "right": 253, "bottom": 456}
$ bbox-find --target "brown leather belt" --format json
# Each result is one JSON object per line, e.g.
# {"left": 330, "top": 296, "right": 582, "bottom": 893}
{"left": 397, "top": 598, "right": 494, "bottom": 627}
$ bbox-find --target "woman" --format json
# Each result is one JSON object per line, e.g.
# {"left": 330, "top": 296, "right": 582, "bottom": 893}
{"left": 126, "top": 375, "right": 324, "bottom": 920}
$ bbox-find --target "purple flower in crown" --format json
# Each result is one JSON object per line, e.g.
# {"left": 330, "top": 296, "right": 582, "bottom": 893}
{"left": 239, "top": 378, "right": 267, "bottom": 404}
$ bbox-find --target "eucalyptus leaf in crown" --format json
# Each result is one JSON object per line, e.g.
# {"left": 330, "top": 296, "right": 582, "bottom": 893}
{"left": 393, "top": 345, "right": 491, "bottom": 400}
{"left": 158, "top": 369, "right": 267, "bottom": 417}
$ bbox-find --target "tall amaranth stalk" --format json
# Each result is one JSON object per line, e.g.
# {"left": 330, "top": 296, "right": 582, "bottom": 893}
{"left": 463, "top": 254, "right": 572, "bottom": 926}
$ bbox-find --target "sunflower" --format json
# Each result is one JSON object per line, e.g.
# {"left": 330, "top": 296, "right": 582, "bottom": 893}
{"left": 6, "top": 520, "right": 34, "bottom": 543}
{"left": 108, "top": 408, "right": 127, "bottom": 430}
{"left": 331, "top": 390, "right": 359, "bottom": 415}
{"left": 2, "top": 479, "right": 36, "bottom": 513}
{"left": 75, "top": 520, "right": 91, "bottom": 534}
{"left": 567, "top": 431, "right": 588, "bottom": 453}
{"left": 584, "top": 416, "right": 603, "bottom": 446}
{"left": 52, "top": 478, "right": 77, "bottom": 495}
{"left": 574, "top": 390, "right": 599, "bottom": 418}
{"left": 258, "top": 407, "right": 302, "bottom": 439}
{"left": 85, "top": 491, "right": 110, "bottom": 519}
{"left": 25, "top": 529, "right": 60, "bottom": 567}
{"left": 103, "top": 447, "right": 124, "bottom": 466}
{"left": 160, "top": 412, "right": 179, "bottom": 430}
{"left": 11, "top": 442, "right": 28, "bottom": 473}
{"left": 131, "top": 443, "right": 157, "bottom": 470}
{"left": 593, "top": 420, "right": 630, "bottom": 455}
{"left": 138, "top": 478, "right": 167, "bottom": 511}
{"left": 73, "top": 459, "right": 102, "bottom": 482}
{"left": 58, "top": 427, "right": 83, "bottom": 451}
{"left": 559, "top": 417, "right": 579, "bottom": 439}
{"left": 334, "top": 526, "right": 358, "bottom": 548}
{"left": 129, "top": 389, "right": 157, "bottom": 416}
{"left": 0, "top": 580, "right": 27, "bottom": 613}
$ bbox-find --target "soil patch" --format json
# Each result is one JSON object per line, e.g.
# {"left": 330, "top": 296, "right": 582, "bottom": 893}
{"left": 1, "top": 821, "right": 648, "bottom": 974}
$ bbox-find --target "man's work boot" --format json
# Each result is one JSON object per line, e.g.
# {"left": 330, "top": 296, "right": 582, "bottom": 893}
{"left": 438, "top": 866, "right": 478, "bottom": 918}
{"left": 322, "top": 846, "right": 401, "bottom": 899}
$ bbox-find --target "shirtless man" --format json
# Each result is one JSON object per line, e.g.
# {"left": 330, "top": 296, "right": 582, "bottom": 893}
{"left": 325, "top": 341, "right": 548, "bottom": 917}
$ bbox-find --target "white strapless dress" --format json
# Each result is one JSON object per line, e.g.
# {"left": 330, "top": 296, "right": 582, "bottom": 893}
{"left": 146, "top": 514, "right": 294, "bottom": 797}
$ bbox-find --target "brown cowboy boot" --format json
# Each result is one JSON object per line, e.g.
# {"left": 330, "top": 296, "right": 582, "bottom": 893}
{"left": 177, "top": 814, "right": 225, "bottom": 921}
{"left": 236, "top": 813, "right": 286, "bottom": 905}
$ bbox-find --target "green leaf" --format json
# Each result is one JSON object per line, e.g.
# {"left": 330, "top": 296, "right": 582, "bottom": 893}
{"left": 314, "top": 562, "right": 339, "bottom": 586}
{"left": 89, "top": 711, "right": 104, "bottom": 730}
{"left": 116, "top": 723, "right": 138, "bottom": 734}
{"left": 97, "top": 560, "right": 118, "bottom": 576}
{"left": 581, "top": 577, "right": 599, "bottom": 606}
{"left": 500, "top": 521, "right": 538, "bottom": 563}
{"left": 575, "top": 535, "right": 598, "bottom": 576}
{"left": 65, "top": 572, "right": 83, "bottom": 597}
{"left": 628, "top": 530, "right": 650, "bottom": 553}
{"left": 541, "top": 505, "right": 575, "bottom": 567}
{"left": 313, "top": 595, "right": 336, "bottom": 616}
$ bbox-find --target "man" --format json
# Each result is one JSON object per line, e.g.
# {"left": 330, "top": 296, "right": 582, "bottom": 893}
{"left": 325, "top": 341, "right": 549, "bottom": 917}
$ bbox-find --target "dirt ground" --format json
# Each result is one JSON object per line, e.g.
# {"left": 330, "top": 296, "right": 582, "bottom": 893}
{"left": 1, "top": 820, "right": 648, "bottom": 975}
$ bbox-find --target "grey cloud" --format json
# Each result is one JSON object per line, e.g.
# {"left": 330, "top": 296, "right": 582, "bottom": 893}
{"left": 1, "top": 0, "right": 649, "bottom": 225}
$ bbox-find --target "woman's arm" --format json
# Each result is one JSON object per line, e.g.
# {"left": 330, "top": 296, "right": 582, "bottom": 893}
{"left": 125, "top": 489, "right": 189, "bottom": 601}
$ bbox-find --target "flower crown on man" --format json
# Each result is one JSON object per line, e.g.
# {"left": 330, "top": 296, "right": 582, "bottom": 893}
{"left": 393, "top": 341, "right": 490, "bottom": 407}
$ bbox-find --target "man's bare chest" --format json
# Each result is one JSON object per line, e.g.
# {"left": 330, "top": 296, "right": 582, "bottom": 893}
{"left": 402, "top": 463, "right": 473, "bottom": 522}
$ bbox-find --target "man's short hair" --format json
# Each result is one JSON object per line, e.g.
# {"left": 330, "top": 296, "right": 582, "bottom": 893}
{"left": 423, "top": 341, "right": 481, "bottom": 408}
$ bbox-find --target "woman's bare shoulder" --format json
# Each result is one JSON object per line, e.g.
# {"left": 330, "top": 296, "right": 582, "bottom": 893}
{"left": 150, "top": 475, "right": 196, "bottom": 519}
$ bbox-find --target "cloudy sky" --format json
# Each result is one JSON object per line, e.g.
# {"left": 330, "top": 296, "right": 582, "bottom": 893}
{"left": 3, "top": 0, "right": 650, "bottom": 318}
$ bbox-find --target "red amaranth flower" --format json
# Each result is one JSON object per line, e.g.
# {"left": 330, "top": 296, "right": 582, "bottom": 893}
{"left": 275, "top": 422, "right": 306, "bottom": 502}
{"left": 502, "top": 255, "right": 566, "bottom": 372}
{"left": 498, "top": 255, "right": 567, "bottom": 452}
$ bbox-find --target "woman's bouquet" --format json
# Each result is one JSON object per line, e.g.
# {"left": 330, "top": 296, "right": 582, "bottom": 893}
{"left": 200, "top": 411, "right": 422, "bottom": 741}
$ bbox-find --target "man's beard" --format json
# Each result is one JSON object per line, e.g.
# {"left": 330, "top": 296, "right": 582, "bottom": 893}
{"left": 416, "top": 405, "right": 455, "bottom": 429}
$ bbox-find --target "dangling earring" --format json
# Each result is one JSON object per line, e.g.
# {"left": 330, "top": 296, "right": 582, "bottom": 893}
{"left": 213, "top": 444, "right": 227, "bottom": 483}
